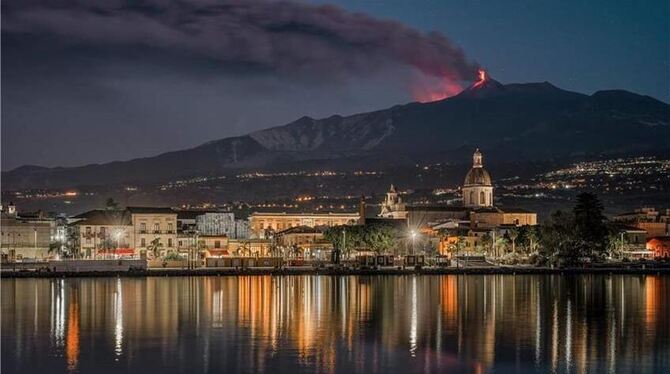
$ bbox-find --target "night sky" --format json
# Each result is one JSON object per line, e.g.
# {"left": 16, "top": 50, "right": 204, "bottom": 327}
{"left": 2, "top": 0, "right": 668, "bottom": 171}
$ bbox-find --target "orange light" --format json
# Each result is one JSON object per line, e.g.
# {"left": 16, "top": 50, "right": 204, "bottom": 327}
{"left": 412, "top": 76, "right": 462, "bottom": 103}
{"left": 473, "top": 69, "right": 487, "bottom": 88}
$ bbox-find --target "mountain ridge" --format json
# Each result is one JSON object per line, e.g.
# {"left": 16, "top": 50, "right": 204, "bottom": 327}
{"left": 3, "top": 80, "right": 669, "bottom": 190}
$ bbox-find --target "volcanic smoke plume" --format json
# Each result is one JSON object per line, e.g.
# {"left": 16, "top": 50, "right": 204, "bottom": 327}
{"left": 2, "top": 0, "right": 479, "bottom": 100}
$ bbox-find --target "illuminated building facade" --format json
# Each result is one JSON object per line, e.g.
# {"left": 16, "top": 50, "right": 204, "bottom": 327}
{"left": 249, "top": 212, "right": 359, "bottom": 238}
{"left": 71, "top": 209, "right": 133, "bottom": 258}
{"left": 1, "top": 204, "right": 54, "bottom": 260}
{"left": 379, "top": 185, "right": 407, "bottom": 218}
{"left": 128, "top": 207, "right": 178, "bottom": 257}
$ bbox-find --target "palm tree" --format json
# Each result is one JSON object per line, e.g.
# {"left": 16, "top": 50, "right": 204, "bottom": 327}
{"left": 147, "top": 237, "right": 163, "bottom": 259}
{"left": 481, "top": 232, "right": 493, "bottom": 256}
{"left": 508, "top": 227, "right": 520, "bottom": 254}
{"left": 494, "top": 237, "right": 508, "bottom": 258}
{"left": 527, "top": 226, "right": 540, "bottom": 254}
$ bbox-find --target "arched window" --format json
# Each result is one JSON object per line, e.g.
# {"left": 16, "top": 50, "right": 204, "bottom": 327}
{"left": 469, "top": 191, "right": 474, "bottom": 205}
{"left": 480, "top": 191, "right": 485, "bottom": 205}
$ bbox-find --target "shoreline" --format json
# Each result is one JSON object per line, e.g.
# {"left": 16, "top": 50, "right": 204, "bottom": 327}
{"left": 2, "top": 266, "right": 670, "bottom": 278}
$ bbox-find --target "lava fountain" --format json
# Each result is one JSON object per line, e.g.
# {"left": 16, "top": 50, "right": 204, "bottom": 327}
{"left": 412, "top": 68, "right": 487, "bottom": 103}
{"left": 472, "top": 69, "right": 487, "bottom": 88}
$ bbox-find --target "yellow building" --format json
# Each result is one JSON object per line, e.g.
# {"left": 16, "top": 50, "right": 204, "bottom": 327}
{"left": 128, "top": 207, "right": 178, "bottom": 257}
{"left": 471, "top": 207, "right": 537, "bottom": 227}
{"left": 249, "top": 212, "right": 359, "bottom": 238}
{"left": 1, "top": 208, "right": 54, "bottom": 260}
{"left": 227, "top": 239, "right": 272, "bottom": 257}
{"left": 275, "top": 226, "right": 333, "bottom": 257}
{"left": 71, "top": 209, "right": 133, "bottom": 258}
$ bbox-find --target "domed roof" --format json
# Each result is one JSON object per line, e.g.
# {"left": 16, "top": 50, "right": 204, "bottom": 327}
{"left": 464, "top": 167, "right": 492, "bottom": 186}
{"left": 463, "top": 148, "right": 492, "bottom": 186}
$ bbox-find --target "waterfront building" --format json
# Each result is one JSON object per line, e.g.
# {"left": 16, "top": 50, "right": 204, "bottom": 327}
{"left": 198, "top": 234, "right": 230, "bottom": 257}
{"left": 1, "top": 204, "right": 54, "bottom": 260}
{"left": 275, "top": 225, "right": 333, "bottom": 258}
{"left": 71, "top": 209, "right": 133, "bottom": 258}
{"left": 615, "top": 227, "right": 653, "bottom": 259}
{"left": 249, "top": 212, "right": 359, "bottom": 238}
{"left": 227, "top": 238, "right": 271, "bottom": 257}
{"left": 177, "top": 232, "right": 196, "bottom": 252}
{"left": 128, "top": 207, "right": 178, "bottom": 257}
{"left": 177, "top": 210, "right": 250, "bottom": 239}
{"left": 196, "top": 212, "right": 236, "bottom": 236}
{"left": 613, "top": 207, "right": 669, "bottom": 238}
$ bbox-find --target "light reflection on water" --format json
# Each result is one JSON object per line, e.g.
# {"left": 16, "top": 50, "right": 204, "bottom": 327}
{"left": 2, "top": 275, "right": 669, "bottom": 373}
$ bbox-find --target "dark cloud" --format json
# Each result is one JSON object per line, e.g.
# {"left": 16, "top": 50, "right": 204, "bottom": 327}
{"left": 2, "top": 0, "right": 479, "bottom": 81}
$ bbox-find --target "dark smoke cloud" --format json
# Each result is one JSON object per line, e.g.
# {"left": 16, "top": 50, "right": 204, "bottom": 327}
{"left": 1, "top": 0, "right": 479, "bottom": 81}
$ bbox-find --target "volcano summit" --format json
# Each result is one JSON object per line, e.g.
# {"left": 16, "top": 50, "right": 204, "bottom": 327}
{"left": 2, "top": 78, "right": 668, "bottom": 191}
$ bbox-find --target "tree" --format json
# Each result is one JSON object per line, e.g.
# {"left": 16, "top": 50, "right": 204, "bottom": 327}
{"left": 481, "top": 233, "right": 493, "bottom": 256}
{"left": 573, "top": 192, "right": 609, "bottom": 257}
{"left": 48, "top": 241, "right": 64, "bottom": 259}
{"left": 540, "top": 210, "right": 580, "bottom": 265}
{"left": 606, "top": 230, "right": 625, "bottom": 260}
{"left": 527, "top": 225, "right": 540, "bottom": 254}
{"left": 363, "top": 224, "right": 397, "bottom": 254}
{"left": 105, "top": 198, "right": 119, "bottom": 210}
{"left": 147, "top": 237, "right": 163, "bottom": 259}
{"left": 508, "top": 227, "right": 520, "bottom": 254}
{"left": 494, "top": 237, "right": 508, "bottom": 257}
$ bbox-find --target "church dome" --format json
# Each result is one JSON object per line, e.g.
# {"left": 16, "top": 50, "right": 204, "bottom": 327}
{"left": 464, "top": 167, "right": 492, "bottom": 186}
{"left": 463, "top": 149, "right": 492, "bottom": 186}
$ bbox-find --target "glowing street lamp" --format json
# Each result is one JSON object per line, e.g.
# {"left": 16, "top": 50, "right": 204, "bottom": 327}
{"left": 410, "top": 230, "right": 417, "bottom": 255}
{"left": 113, "top": 230, "right": 123, "bottom": 259}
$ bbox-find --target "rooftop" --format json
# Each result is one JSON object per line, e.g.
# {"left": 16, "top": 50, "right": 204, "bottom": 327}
{"left": 127, "top": 206, "right": 177, "bottom": 215}
{"left": 72, "top": 209, "right": 132, "bottom": 226}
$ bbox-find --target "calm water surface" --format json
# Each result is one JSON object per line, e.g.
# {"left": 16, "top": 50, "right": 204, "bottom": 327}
{"left": 2, "top": 275, "right": 669, "bottom": 373}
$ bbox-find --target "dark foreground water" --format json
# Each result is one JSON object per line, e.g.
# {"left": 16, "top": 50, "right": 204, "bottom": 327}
{"left": 2, "top": 275, "right": 669, "bottom": 373}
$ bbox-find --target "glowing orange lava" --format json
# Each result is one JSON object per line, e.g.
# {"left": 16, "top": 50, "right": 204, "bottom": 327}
{"left": 412, "top": 76, "right": 462, "bottom": 103}
{"left": 473, "top": 69, "right": 487, "bottom": 88}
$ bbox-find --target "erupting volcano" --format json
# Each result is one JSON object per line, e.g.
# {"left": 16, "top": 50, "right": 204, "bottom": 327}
{"left": 412, "top": 68, "right": 490, "bottom": 103}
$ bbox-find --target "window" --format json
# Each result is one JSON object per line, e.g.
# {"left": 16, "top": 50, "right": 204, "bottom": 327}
{"left": 154, "top": 223, "right": 160, "bottom": 233}
{"left": 100, "top": 227, "right": 106, "bottom": 236}
{"left": 469, "top": 191, "right": 474, "bottom": 204}
{"left": 214, "top": 240, "right": 221, "bottom": 248}
{"left": 167, "top": 223, "right": 174, "bottom": 233}
{"left": 480, "top": 191, "right": 486, "bottom": 205}
{"left": 140, "top": 223, "right": 146, "bottom": 233}
{"left": 168, "top": 238, "right": 173, "bottom": 247}
{"left": 86, "top": 227, "right": 91, "bottom": 234}
{"left": 141, "top": 238, "right": 146, "bottom": 247}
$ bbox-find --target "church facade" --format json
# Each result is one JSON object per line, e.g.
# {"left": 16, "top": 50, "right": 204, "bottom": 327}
{"left": 379, "top": 185, "right": 408, "bottom": 219}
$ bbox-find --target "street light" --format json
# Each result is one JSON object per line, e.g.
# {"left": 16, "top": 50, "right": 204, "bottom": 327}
{"left": 114, "top": 230, "right": 123, "bottom": 259}
{"left": 410, "top": 230, "right": 417, "bottom": 255}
